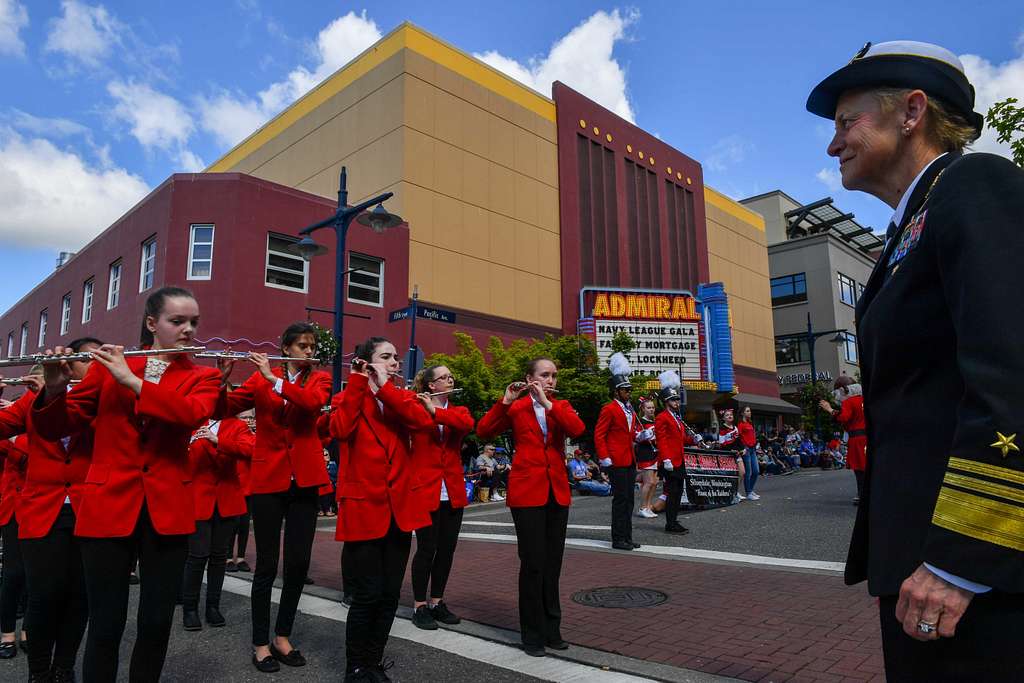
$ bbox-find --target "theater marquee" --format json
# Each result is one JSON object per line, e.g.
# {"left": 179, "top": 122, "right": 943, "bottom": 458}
{"left": 577, "top": 286, "right": 737, "bottom": 392}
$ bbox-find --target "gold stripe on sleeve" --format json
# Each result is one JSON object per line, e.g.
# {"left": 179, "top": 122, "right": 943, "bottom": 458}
{"left": 932, "top": 487, "right": 1024, "bottom": 552}
{"left": 947, "top": 457, "right": 1024, "bottom": 486}
{"left": 943, "top": 471, "right": 1024, "bottom": 505}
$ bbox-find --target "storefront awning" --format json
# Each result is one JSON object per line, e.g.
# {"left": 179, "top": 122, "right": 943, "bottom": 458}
{"left": 732, "top": 392, "right": 803, "bottom": 415}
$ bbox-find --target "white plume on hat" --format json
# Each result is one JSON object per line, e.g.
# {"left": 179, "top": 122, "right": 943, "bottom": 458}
{"left": 658, "top": 370, "right": 681, "bottom": 390}
{"left": 609, "top": 352, "right": 632, "bottom": 376}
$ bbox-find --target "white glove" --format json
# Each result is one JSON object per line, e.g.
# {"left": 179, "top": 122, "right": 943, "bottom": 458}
{"left": 694, "top": 434, "right": 704, "bottom": 443}
{"left": 635, "top": 427, "right": 655, "bottom": 443}
{"left": 662, "top": 459, "right": 674, "bottom": 471}
{"left": 599, "top": 457, "right": 612, "bottom": 467}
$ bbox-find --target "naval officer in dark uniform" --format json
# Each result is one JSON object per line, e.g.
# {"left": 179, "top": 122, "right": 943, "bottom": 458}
{"left": 807, "top": 40, "right": 1024, "bottom": 681}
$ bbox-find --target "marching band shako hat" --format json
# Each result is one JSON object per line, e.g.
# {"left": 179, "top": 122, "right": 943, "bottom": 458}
{"left": 657, "top": 370, "right": 685, "bottom": 404}
{"left": 806, "top": 40, "right": 984, "bottom": 135}
{"left": 607, "top": 352, "right": 633, "bottom": 393}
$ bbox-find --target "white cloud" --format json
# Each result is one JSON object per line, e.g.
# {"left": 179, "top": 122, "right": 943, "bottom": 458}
{"left": 960, "top": 43, "right": 1024, "bottom": 158}
{"left": 0, "top": 128, "right": 150, "bottom": 250}
{"left": 474, "top": 9, "right": 638, "bottom": 122}
{"left": 0, "top": 0, "right": 28, "bottom": 57}
{"left": 44, "top": 0, "right": 123, "bottom": 68}
{"left": 199, "top": 10, "right": 382, "bottom": 148}
{"left": 8, "top": 109, "right": 90, "bottom": 138}
{"left": 816, "top": 167, "right": 843, "bottom": 192}
{"left": 705, "top": 134, "right": 754, "bottom": 172}
{"left": 107, "top": 80, "right": 202, "bottom": 171}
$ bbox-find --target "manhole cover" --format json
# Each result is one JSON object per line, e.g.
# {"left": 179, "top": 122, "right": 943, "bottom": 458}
{"left": 571, "top": 586, "right": 669, "bottom": 609}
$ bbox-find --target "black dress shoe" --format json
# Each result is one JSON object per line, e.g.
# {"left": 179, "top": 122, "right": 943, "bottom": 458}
{"left": 304, "top": 575, "right": 314, "bottom": 585}
{"left": 182, "top": 610, "right": 202, "bottom": 631}
{"left": 205, "top": 606, "right": 226, "bottom": 627}
{"left": 342, "top": 593, "right": 353, "bottom": 606}
{"left": 28, "top": 672, "right": 52, "bottom": 682}
{"left": 611, "top": 541, "right": 634, "bottom": 550}
{"left": 430, "top": 601, "right": 461, "bottom": 625}
{"left": 546, "top": 640, "right": 570, "bottom": 650}
{"left": 236, "top": 560, "right": 251, "bottom": 572}
{"left": 225, "top": 561, "right": 238, "bottom": 573}
{"left": 631, "top": 541, "right": 641, "bottom": 548}
{"left": 270, "top": 643, "right": 306, "bottom": 667}
{"left": 19, "top": 639, "right": 28, "bottom": 653}
{"left": 343, "top": 668, "right": 376, "bottom": 682}
{"left": 0, "top": 641, "right": 17, "bottom": 659}
{"left": 521, "top": 644, "right": 546, "bottom": 657}
{"left": 665, "top": 522, "right": 690, "bottom": 534}
{"left": 252, "top": 653, "right": 280, "bottom": 673}
{"left": 51, "top": 667, "right": 76, "bottom": 683}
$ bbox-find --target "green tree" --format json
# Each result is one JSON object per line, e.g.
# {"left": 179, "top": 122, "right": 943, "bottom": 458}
{"left": 610, "top": 329, "right": 637, "bottom": 355}
{"left": 986, "top": 98, "right": 1024, "bottom": 168}
{"left": 794, "top": 380, "right": 839, "bottom": 437}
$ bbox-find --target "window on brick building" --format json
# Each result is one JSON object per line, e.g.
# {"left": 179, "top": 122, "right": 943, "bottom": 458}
{"left": 347, "top": 253, "right": 384, "bottom": 307}
{"left": 265, "top": 234, "right": 308, "bottom": 292}
{"left": 188, "top": 224, "right": 215, "bottom": 280}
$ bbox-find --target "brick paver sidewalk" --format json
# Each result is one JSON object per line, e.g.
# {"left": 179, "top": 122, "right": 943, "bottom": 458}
{"left": 304, "top": 530, "right": 884, "bottom": 683}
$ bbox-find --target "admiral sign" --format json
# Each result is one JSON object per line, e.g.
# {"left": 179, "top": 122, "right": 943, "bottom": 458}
{"left": 581, "top": 290, "right": 709, "bottom": 381}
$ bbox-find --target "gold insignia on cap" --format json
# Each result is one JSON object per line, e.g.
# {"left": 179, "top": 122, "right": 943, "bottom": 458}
{"left": 850, "top": 41, "right": 872, "bottom": 62}
{"left": 990, "top": 432, "right": 1019, "bottom": 458}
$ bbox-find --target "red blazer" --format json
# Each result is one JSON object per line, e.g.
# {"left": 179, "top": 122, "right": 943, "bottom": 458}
{"left": 835, "top": 395, "right": 866, "bottom": 434}
{"left": 0, "top": 436, "right": 28, "bottom": 526}
{"left": 409, "top": 403, "right": 474, "bottom": 511}
{"left": 0, "top": 390, "right": 95, "bottom": 539}
{"left": 218, "top": 368, "right": 330, "bottom": 494}
{"left": 329, "top": 374, "right": 433, "bottom": 541}
{"left": 476, "top": 396, "right": 585, "bottom": 508}
{"left": 654, "top": 409, "right": 696, "bottom": 468}
{"left": 32, "top": 354, "right": 222, "bottom": 538}
{"left": 594, "top": 400, "right": 640, "bottom": 467}
{"left": 189, "top": 418, "right": 252, "bottom": 520}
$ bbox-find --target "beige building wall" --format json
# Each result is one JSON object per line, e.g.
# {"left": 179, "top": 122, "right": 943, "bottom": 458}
{"left": 207, "top": 24, "right": 561, "bottom": 329}
{"left": 703, "top": 187, "right": 777, "bottom": 376}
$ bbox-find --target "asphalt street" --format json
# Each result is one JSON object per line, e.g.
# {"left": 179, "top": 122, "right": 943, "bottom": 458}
{"left": 463, "top": 467, "right": 858, "bottom": 562}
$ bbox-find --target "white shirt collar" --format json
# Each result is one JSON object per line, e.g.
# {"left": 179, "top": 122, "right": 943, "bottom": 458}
{"left": 287, "top": 369, "right": 301, "bottom": 382}
{"left": 891, "top": 153, "right": 946, "bottom": 228}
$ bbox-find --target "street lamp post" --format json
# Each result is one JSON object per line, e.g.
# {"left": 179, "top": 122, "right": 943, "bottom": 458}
{"left": 802, "top": 312, "right": 847, "bottom": 438}
{"left": 288, "top": 166, "right": 402, "bottom": 393}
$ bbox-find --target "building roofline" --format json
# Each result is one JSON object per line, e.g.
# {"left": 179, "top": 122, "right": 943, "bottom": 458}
{"left": 204, "top": 22, "right": 557, "bottom": 174}
{"left": 767, "top": 230, "right": 879, "bottom": 265}
{"left": 705, "top": 186, "right": 766, "bottom": 230}
{"left": 739, "top": 189, "right": 804, "bottom": 207}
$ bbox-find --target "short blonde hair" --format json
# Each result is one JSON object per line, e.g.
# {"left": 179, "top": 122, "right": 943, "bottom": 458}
{"left": 872, "top": 87, "right": 980, "bottom": 152}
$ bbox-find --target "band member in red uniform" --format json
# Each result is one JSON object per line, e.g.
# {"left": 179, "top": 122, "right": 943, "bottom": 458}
{"left": 226, "top": 409, "right": 255, "bottom": 574}
{"left": 594, "top": 353, "right": 647, "bottom": 551}
{"left": 32, "top": 286, "right": 221, "bottom": 683}
{"left": 408, "top": 365, "right": 474, "bottom": 631}
{"left": 330, "top": 336, "right": 432, "bottom": 682}
{"left": 180, "top": 414, "right": 253, "bottom": 631}
{"left": 0, "top": 426, "right": 29, "bottom": 659}
{"left": 820, "top": 375, "right": 867, "bottom": 503}
{"left": 718, "top": 408, "right": 745, "bottom": 502}
{"left": 216, "top": 322, "right": 329, "bottom": 673}
{"left": 654, "top": 371, "right": 698, "bottom": 535}
{"left": 0, "top": 338, "right": 101, "bottom": 680}
{"left": 477, "top": 357, "right": 586, "bottom": 657}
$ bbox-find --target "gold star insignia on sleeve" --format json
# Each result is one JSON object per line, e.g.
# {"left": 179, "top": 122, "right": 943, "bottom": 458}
{"left": 990, "top": 432, "right": 1020, "bottom": 458}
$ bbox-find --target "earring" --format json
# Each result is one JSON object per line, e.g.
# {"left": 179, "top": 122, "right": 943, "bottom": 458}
{"left": 903, "top": 127, "right": 911, "bottom": 136}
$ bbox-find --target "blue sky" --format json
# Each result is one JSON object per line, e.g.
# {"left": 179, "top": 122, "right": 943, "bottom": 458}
{"left": 1, "top": 1, "right": 1022, "bottom": 315}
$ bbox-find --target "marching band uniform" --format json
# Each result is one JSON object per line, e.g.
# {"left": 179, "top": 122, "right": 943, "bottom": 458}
{"left": 0, "top": 433, "right": 28, "bottom": 659}
{"left": 181, "top": 417, "right": 253, "bottom": 630}
{"left": 808, "top": 40, "right": 1024, "bottom": 679}
{"left": 0, "top": 386, "right": 92, "bottom": 677}
{"left": 218, "top": 365, "right": 330, "bottom": 665}
{"left": 32, "top": 352, "right": 221, "bottom": 682}
{"left": 477, "top": 392, "right": 586, "bottom": 654}
{"left": 594, "top": 386, "right": 642, "bottom": 550}
{"left": 330, "top": 372, "right": 432, "bottom": 679}
{"left": 654, "top": 396, "right": 696, "bottom": 534}
{"left": 409, "top": 398, "right": 474, "bottom": 625}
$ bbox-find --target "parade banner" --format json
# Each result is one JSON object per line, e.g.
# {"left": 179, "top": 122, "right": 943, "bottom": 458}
{"left": 682, "top": 448, "right": 739, "bottom": 506}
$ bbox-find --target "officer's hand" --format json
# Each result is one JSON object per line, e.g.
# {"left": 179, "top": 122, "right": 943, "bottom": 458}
{"left": 662, "top": 459, "right": 674, "bottom": 472}
{"left": 599, "top": 457, "right": 612, "bottom": 467}
{"left": 895, "top": 564, "right": 974, "bottom": 641}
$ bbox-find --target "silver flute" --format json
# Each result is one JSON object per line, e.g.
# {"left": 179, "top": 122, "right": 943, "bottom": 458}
{"left": 0, "top": 346, "right": 207, "bottom": 369}
{"left": 427, "top": 388, "right": 463, "bottom": 397}
{"left": 194, "top": 351, "right": 320, "bottom": 363}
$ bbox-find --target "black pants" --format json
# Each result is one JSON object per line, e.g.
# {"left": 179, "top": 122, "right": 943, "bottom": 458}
{"left": 0, "top": 517, "right": 25, "bottom": 633}
{"left": 233, "top": 499, "right": 251, "bottom": 559}
{"left": 411, "top": 502, "right": 464, "bottom": 602}
{"left": 854, "top": 469, "right": 866, "bottom": 500}
{"left": 319, "top": 489, "right": 337, "bottom": 514}
{"left": 21, "top": 505, "right": 88, "bottom": 675}
{"left": 509, "top": 492, "right": 568, "bottom": 648}
{"left": 79, "top": 505, "right": 188, "bottom": 683}
{"left": 181, "top": 508, "right": 238, "bottom": 612}
{"left": 663, "top": 469, "right": 683, "bottom": 527}
{"left": 479, "top": 469, "right": 507, "bottom": 493}
{"left": 879, "top": 593, "right": 1022, "bottom": 681}
{"left": 609, "top": 465, "right": 636, "bottom": 544}
{"left": 342, "top": 518, "right": 411, "bottom": 672}
{"left": 250, "top": 482, "right": 318, "bottom": 647}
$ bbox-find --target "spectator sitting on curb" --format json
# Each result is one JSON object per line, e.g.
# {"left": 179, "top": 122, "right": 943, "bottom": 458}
{"left": 567, "top": 452, "right": 611, "bottom": 496}
{"left": 473, "top": 443, "right": 507, "bottom": 501}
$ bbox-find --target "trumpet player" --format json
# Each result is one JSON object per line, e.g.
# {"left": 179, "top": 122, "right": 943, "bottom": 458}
{"left": 215, "top": 321, "right": 330, "bottom": 673}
